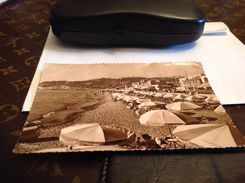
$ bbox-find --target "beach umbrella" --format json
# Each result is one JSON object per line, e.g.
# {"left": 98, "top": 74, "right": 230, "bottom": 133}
{"left": 147, "top": 92, "right": 155, "bottom": 97}
{"left": 184, "top": 95, "right": 193, "bottom": 101}
{"left": 138, "top": 101, "right": 158, "bottom": 108}
{"left": 151, "top": 101, "right": 166, "bottom": 109}
{"left": 138, "top": 101, "right": 166, "bottom": 109}
{"left": 172, "top": 123, "right": 245, "bottom": 148}
{"left": 166, "top": 102, "right": 202, "bottom": 111}
{"left": 154, "top": 93, "right": 163, "bottom": 98}
{"left": 136, "top": 98, "right": 152, "bottom": 104}
{"left": 152, "top": 101, "right": 166, "bottom": 105}
{"left": 60, "top": 123, "right": 128, "bottom": 146}
{"left": 139, "top": 91, "right": 145, "bottom": 95}
{"left": 192, "top": 94, "right": 207, "bottom": 100}
{"left": 122, "top": 95, "right": 131, "bottom": 101}
{"left": 116, "top": 93, "right": 127, "bottom": 100}
{"left": 163, "top": 93, "right": 174, "bottom": 99}
{"left": 152, "top": 101, "right": 166, "bottom": 107}
{"left": 173, "top": 94, "right": 182, "bottom": 101}
{"left": 174, "top": 93, "right": 188, "bottom": 100}
{"left": 185, "top": 94, "right": 206, "bottom": 101}
{"left": 181, "top": 93, "right": 189, "bottom": 98}
{"left": 205, "top": 95, "right": 220, "bottom": 103}
{"left": 126, "top": 96, "right": 140, "bottom": 102}
{"left": 197, "top": 82, "right": 211, "bottom": 89}
{"left": 214, "top": 105, "right": 226, "bottom": 113}
{"left": 111, "top": 93, "right": 121, "bottom": 100}
{"left": 169, "top": 110, "right": 200, "bottom": 125}
{"left": 139, "top": 109, "right": 186, "bottom": 126}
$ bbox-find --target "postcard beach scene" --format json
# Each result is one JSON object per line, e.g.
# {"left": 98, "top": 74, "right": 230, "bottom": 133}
{"left": 13, "top": 62, "right": 245, "bottom": 153}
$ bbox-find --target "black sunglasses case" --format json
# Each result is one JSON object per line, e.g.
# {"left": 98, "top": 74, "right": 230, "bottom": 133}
{"left": 50, "top": 0, "right": 206, "bottom": 47}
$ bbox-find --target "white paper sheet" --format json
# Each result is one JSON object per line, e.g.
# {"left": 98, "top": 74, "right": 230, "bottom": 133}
{"left": 22, "top": 22, "right": 245, "bottom": 112}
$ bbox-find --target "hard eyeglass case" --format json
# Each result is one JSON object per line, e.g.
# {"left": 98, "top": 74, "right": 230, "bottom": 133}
{"left": 49, "top": 0, "right": 206, "bottom": 47}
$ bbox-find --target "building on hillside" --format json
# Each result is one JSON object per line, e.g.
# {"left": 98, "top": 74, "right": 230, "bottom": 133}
{"left": 148, "top": 79, "right": 177, "bottom": 91}
{"left": 179, "top": 74, "right": 211, "bottom": 94}
{"left": 183, "top": 78, "right": 202, "bottom": 94}
{"left": 197, "top": 82, "right": 214, "bottom": 94}
{"left": 132, "top": 82, "right": 140, "bottom": 89}
{"left": 132, "top": 80, "right": 150, "bottom": 90}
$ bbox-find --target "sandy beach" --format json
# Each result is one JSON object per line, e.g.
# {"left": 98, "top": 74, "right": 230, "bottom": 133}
{"left": 14, "top": 91, "right": 233, "bottom": 153}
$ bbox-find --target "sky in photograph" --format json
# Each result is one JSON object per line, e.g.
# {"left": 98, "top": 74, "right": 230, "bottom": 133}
{"left": 40, "top": 62, "right": 205, "bottom": 82}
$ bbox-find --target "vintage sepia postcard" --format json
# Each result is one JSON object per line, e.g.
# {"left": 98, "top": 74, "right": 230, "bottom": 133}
{"left": 13, "top": 62, "right": 245, "bottom": 153}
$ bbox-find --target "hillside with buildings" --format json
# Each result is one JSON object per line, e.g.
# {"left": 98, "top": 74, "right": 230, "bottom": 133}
{"left": 38, "top": 74, "right": 212, "bottom": 94}
{"left": 38, "top": 77, "right": 179, "bottom": 90}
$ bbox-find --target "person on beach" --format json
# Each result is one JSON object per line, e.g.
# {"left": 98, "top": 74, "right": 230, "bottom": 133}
{"left": 118, "top": 131, "right": 137, "bottom": 148}
{"left": 155, "top": 137, "right": 168, "bottom": 149}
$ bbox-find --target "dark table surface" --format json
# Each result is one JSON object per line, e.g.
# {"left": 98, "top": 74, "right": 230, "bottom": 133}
{"left": 1, "top": 0, "right": 245, "bottom": 182}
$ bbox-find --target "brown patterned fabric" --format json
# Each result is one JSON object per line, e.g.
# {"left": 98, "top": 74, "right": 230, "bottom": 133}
{"left": 193, "top": 0, "right": 245, "bottom": 43}
{"left": 0, "top": 1, "right": 245, "bottom": 183}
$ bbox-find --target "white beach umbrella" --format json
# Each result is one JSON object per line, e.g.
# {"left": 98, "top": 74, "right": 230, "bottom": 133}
{"left": 122, "top": 95, "right": 131, "bottom": 101}
{"left": 138, "top": 101, "right": 158, "bottom": 109}
{"left": 60, "top": 123, "right": 128, "bottom": 146}
{"left": 126, "top": 96, "right": 140, "bottom": 102}
{"left": 166, "top": 102, "right": 202, "bottom": 111}
{"left": 139, "top": 109, "right": 186, "bottom": 126}
{"left": 214, "top": 105, "right": 226, "bottom": 113}
{"left": 116, "top": 93, "right": 127, "bottom": 100}
{"left": 197, "top": 82, "right": 211, "bottom": 89}
{"left": 185, "top": 95, "right": 193, "bottom": 101}
{"left": 154, "top": 93, "right": 163, "bottom": 98}
{"left": 173, "top": 123, "right": 245, "bottom": 148}
{"left": 136, "top": 98, "right": 152, "bottom": 104}
{"left": 184, "top": 94, "right": 206, "bottom": 102}
{"left": 205, "top": 95, "right": 220, "bottom": 103}
{"left": 173, "top": 93, "right": 188, "bottom": 101}
{"left": 111, "top": 93, "right": 121, "bottom": 100}
{"left": 163, "top": 93, "right": 174, "bottom": 99}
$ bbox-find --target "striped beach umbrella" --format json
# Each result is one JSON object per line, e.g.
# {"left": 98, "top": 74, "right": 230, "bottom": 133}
{"left": 173, "top": 123, "right": 245, "bottom": 148}
{"left": 139, "top": 109, "right": 186, "bottom": 126}
{"left": 60, "top": 123, "right": 128, "bottom": 146}
{"left": 166, "top": 102, "right": 202, "bottom": 111}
